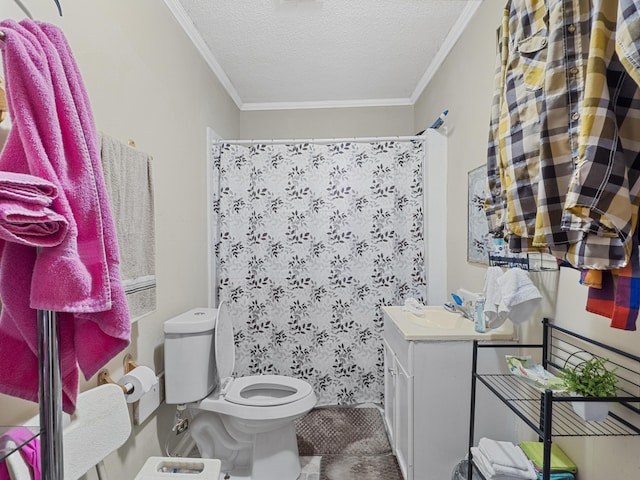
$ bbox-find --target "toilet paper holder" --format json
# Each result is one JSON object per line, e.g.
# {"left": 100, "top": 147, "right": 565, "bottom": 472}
{"left": 97, "top": 354, "right": 142, "bottom": 394}
{"left": 98, "top": 354, "right": 158, "bottom": 404}
{"left": 97, "top": 369, "right": 134, "bottom": 395}
{"left": 123, "top": 353, "right": 139, "bottom": 374}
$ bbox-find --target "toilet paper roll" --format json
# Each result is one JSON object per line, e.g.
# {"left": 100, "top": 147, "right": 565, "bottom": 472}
{"left": 118, "top": 366, "right": 158, "bottom": 403}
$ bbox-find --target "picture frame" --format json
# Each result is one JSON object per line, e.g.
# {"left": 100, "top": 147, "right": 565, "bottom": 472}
{"left": 467, "top": 165, "right": 491, "bottom": 265}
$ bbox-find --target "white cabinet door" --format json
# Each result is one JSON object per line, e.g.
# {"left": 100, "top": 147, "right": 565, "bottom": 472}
{"left": 383, "top": 341, "right": 397, "bottom": 447}
{"left": 394, "top": 357, "right": 413, "bottom": 480}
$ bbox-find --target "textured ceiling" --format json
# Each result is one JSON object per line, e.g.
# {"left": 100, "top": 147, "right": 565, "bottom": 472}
{"left": 165, "top": 0, "right": 482, "bottom": 110}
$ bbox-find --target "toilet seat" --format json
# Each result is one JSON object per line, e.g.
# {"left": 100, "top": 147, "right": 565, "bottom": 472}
{"left": 213, "top": 302, "right": 314, "bottom": 408}
{"left": 224, "top": 375, "right": 314, "bottom": 406}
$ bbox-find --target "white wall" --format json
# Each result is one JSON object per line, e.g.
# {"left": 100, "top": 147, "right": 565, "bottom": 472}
{"left": 239, "top": 104, "right": 415, "bottom": 139}
{"left": 415, "top": 2, "right": 640, "bottom": 479}
{"left": 0, "top": 1, "right": 239, "bottom": 478}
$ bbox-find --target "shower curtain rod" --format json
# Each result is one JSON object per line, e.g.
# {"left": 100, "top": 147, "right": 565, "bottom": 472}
{"left": 213, "top": 135, "right": 427, "bottom": 146}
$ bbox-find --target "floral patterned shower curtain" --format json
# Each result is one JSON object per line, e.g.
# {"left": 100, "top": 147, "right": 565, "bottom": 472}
{"left": 211, "top": 140, "right": 426, "bottom": 405}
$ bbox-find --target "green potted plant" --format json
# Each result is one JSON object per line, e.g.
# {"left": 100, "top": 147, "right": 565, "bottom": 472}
{"left": 562, "top": 356, "right": 618, "bottom": 422}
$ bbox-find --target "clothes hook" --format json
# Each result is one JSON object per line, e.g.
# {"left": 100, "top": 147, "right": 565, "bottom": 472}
{"left": 12, "top": 0, "right": 33, "bottom": 19}
{"left": 53, "top": 0, "right": 63, "bottom": 16}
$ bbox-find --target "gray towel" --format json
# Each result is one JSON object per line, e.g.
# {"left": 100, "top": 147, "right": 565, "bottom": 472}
{"left": 100, "top": 133, "right": 156, "bottom": 321}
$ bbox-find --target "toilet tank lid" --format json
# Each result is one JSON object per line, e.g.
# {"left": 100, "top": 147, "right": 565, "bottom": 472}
{"left": 164, "top": 308, "right": 217, "bottom": 334}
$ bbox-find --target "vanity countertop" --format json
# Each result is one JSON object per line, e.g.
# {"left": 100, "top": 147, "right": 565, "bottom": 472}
{"left": 382, "top": 305, "right": 515, "bottom": 341}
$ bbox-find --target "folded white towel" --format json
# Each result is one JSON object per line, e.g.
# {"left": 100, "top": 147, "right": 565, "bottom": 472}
{"left": 471, "top": 446, "right": 537, "bottom": 480}
{"left": 496, "top": 268, "right": 542, "bottom": 324}
{"left": 478, "top": 437, "right": 530, "bottom": 471}
{"left": 483, "top": 267, "right": 509, "bottom": 328}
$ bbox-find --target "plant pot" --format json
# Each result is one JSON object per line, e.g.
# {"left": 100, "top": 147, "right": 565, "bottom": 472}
{"left": 570, "top": 393, "right": 609, "bottom": 422}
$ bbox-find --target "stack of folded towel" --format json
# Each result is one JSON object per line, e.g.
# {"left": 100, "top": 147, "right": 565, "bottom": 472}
{"left": 519, "top": 442, "right": 577, "bottom": 480}
{"left": 471, "top": 438, "right": 537, "bottom": 480}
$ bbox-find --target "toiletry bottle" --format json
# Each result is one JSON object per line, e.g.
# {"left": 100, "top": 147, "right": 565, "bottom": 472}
{"left": 474, "top": 296, "right": 486, "bottom": 333}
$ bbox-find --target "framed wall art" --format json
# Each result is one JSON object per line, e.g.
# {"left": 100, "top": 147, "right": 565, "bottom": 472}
{"left": 467, "top": 165, "right": 491, "bottom": 265}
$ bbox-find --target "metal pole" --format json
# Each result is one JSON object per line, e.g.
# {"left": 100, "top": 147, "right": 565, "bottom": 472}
{"left": 38, "top": 309, "right": 64, "bottom": 480}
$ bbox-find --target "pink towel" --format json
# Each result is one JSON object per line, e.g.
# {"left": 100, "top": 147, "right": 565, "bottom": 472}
{"left": 0, "top": 199, "right": 68, "bottom": 246}
{"left": 0, "top": 20, "right": 130, "bottom": 413}
{"left": 0, "top": 171, "right": 68, "bottom": 246}
{"left": 0, "top": 171, "right": 58, "bottom": 206}
{"left": 0, "top": 427, "right": 41, "bottom": 480}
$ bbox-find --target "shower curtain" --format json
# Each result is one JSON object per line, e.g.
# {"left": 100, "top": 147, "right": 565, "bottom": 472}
{"left": 211, "top": 139, "right": 426, "bottom": 405}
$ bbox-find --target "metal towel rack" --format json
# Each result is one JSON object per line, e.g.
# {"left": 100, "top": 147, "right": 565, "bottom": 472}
{"left": 38, "top": 308, "right": 64, "bottom": 480}
{"left": 488, "top": 252, "right": 560, "bottom": 272}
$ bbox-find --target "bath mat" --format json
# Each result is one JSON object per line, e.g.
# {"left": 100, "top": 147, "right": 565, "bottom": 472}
{"left": 319, "top": 454, "right": 403, "bottom": 480}
{"left": 296, "top": 406, "right": 391, "bottom": 456}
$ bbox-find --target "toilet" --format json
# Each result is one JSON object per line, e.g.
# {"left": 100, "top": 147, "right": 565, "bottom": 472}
{"left": 163, "top": 302, "right": 317, "bottom": 480}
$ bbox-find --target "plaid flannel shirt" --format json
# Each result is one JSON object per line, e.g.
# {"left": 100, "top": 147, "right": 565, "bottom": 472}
{"left": 486, "top": 0, "right": 640, "bottom": 269}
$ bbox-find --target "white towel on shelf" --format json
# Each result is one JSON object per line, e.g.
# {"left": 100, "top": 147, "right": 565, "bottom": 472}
{"left": 484, "top": 266, "right": 509, "bottom": 328}
{"left": 100, "top": 133, "right": 156, "bottom": 321}
{"left": 496, "top": 268, "right": 542, "bottom": 324}
{"left": 471, "top": 446, "right": 537, "bottom": 480}
{"left": 478, "top": 437, "right": 531, "bottom": 472}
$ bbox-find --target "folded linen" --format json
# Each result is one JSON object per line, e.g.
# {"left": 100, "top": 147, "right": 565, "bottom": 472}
{"left": 0, "top": 199, "right": 68, "bottom": 247}
{"left": 471, "top": 446, "right": 537, "bottom": 480}
{"left": 518, "top": 442, "right": 577, "bottom": 474}
{"left": 0, "top": 171, "right": 58, "bottom": 206}
{"left": 478, "top": 437, "right": 531, "bottom": 472}
{"left": 535, "top": 470, "right": 574, "bottom": 480}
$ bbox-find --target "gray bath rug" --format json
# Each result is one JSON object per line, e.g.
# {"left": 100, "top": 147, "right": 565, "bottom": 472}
{"left": 296, "top": 407, "right": 392, "bottom": 456}
{"left": 319, "top": 454, "right": 403, "bottom": 480}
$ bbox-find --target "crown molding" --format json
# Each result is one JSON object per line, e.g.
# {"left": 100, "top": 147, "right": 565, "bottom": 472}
{"left": 164, "top": 0, "right": 483, "bottom": 111}
{"left": 410, "top": 0, "right": 483, "bottom": 104}
{"left": 241, "top": 97, "right": 414, "bottom": 111}
{"left": 162, "top": 0, "right": 243, "bottom": 109}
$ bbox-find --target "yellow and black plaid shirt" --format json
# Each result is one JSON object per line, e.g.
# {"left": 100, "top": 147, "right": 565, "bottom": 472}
{"left": 487, "top": 0, "right": 640, "bottom": 269}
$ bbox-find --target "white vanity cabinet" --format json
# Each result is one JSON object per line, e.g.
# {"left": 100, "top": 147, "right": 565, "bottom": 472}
{"left": 382, "top": 306, "right": 515, "bottom": 480}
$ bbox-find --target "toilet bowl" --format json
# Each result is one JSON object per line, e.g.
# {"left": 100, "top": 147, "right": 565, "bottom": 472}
{"left": 164, "top": 303, "right": 317, "bottom": 480}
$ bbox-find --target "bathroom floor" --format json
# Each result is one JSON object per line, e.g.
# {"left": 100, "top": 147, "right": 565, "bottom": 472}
{"left": 294, "top": 404, "right": 402, "bottom": 480}
{"left": 298, "top": 456, "right": 322, "bottom": 480}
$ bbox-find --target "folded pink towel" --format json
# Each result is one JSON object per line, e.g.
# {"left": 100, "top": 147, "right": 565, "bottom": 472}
{"left": 0, "top": 199, "right": 68, "bottom": 246}
{"left": 0, "top": 171, "right": 67, "bottom": 246}
{"left": 0, "top": 19, "right": 130, "bottom": 413}
{"left": 0, "top": 171, "right": 58, "bottom": 206}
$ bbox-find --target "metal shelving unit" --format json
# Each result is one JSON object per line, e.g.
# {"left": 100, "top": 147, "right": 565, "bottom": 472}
{"left": 468, "top": 319, "right": 640, "bottom": 480}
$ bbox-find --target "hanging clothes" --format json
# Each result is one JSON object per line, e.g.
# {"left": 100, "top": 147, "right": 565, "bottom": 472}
{"left": 486, "top": 0, "right": 640, "bottom": 270}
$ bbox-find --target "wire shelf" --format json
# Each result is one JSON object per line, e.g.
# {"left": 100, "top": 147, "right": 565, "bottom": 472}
{"left": 476, "top": 374, "right": 640, "bottom": 437}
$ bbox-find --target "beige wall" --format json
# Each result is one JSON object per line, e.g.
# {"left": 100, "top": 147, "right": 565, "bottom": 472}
{"left": 414, "top": 0, "right": 501, "bottom": 297}
{"left": 239, "top": 105, "right": 414, "bottom": 139}
{"left": 0, "top": 1, "right": 239, "bottom": 478}
{"left": 415, "top": 2, "right": 640, "bottom": 479}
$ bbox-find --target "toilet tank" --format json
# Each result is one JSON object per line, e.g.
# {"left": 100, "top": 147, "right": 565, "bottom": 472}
{"left": 164, "top": 308, "right": 218, "bottom": 404}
